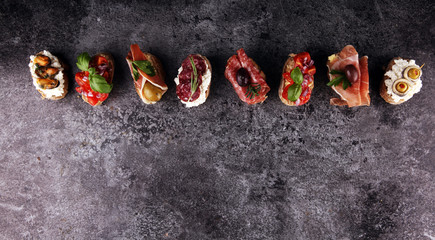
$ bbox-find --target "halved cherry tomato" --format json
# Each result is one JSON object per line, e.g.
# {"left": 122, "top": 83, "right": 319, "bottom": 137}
{"left": 282, "top": 83, "right": 292, "bottom": 100}
{"left": 87, "top": 95, "right": 99, "bottom": 106}
{"left": 282, "top": 72, "right": 294, "bottom": 85}
{"left": 307, "top": 65, "right": 316, "bottom": 76}
{"left": 95, "top": 56, "right": 107, "bottom": 66}
{"left": 294, "top": 52, "right": 311, "bottom": 67}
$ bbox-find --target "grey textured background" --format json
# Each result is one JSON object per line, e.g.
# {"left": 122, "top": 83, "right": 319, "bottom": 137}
{"left": 0, "top": 0, "right": 434, "bottom": 239}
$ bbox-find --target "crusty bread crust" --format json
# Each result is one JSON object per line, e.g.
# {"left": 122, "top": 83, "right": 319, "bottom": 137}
{"left": 134, "top": 52, "right": 167, "bottom": 104}
{"left": 380, "top": 57, "right": 406, "bottom": 105}
{"left": 34, "top": 51, "right": 68, "bottom": 100}
{"left": 81, "top": 53, "right": 114, "bottom": 106}
{"left": 201, "top": 54, "right": 212, "bottom": 101}
{"left": 278, "top": 53, "right": 314, "bottom": 106}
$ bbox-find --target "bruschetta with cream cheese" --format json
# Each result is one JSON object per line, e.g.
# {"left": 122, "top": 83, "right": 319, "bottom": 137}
{"left": 75, "top": 52, "right": 114, "bottom": 106}
{"left": 380, "top": 57, "right": 423, "bottom": 104}
{"left": 29, "top": 50, "right": 68, "bottom": 100}
{"left": 279, "top": 52, "right": 316, "bottom": 106}
{"left": 174, "top": 54, "right": 212, "bottom": 107}
{"left": 126, "top": 44, "right": 167, "bottom": 104}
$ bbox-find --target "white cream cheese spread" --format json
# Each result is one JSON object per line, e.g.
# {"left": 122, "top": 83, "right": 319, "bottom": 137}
{"left": 384, "top": 59, "right": 422, "bottom": 103}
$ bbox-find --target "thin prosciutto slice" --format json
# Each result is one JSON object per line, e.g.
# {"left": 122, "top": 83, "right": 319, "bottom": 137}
{"left": 327, "top": 45, "right": 370, "bottom": 107}
{"left": 126, "top": 44, "right": 168, "bottom": 98}
{"left": 224, "top": 48, "right": 270, "bottom": 104}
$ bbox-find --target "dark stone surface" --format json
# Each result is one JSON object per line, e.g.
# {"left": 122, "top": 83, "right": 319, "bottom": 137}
{"left": 0, "top": 0, "right": 434, "bottom": 239}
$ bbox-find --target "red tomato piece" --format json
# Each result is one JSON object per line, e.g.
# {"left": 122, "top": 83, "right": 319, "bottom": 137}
{"left": 307, "top": 65, "right": 316, "bottom": 76}
{"left": 87, "top": 95, "right": 99, "bottom": 106}
{"left": 294, "top": 52, "right": 311, "bottom": 67}
{"left": 282, "top": 83, "right": 292, "bottom": 100}
{"left": 282, "top": 72, "right": 294, "bottom": 85}
{"left": 96, "top": 56, "right": 107, "bottom": 66}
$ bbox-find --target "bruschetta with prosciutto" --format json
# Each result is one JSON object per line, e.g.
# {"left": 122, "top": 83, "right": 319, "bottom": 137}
{"left": 126, "top": 44, "right": 167, "bottom": 104}
{"left": 326, "top": 45, "right": 370, "bottom": 107}
{"left": 29, "top": 50, "right": 68, "bottom": 100}
{"left": 225, "top": 48, "right": 270, "bottom": 104}
{"left": 75, "top": 52, "right": 114, "bottom": 106}
{"left": 174, "top": 54, "right": 212, "bottom": 107}
{"left": 279, "top": 52, "right": 316, "bottom": 106}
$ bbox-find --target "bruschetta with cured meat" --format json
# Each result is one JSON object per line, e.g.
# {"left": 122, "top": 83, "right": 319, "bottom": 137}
{"left": 126, "top": 44, "right": 168, "bottom": 104}
{"left": 380, "top": 57, "right": 423, "bottom": 105}
{"left": 279, "top": 52, "right": 316, "bottom": 106}
{"left": 29, "top": 50, "right": 68, "bottom": 100}
{"left": 75, "top": 52, "right": 114, "bottom": 106}
{"left": 225, "top": 48, "right": 270, "bottom": 104}
{"left": 326, "top": 45, "right": 370, "bottom": 107}
{"left": 174, "top": 54, "right": 212, "bottom": 107}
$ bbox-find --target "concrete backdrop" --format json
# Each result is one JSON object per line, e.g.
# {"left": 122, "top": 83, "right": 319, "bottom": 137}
{"left": 0, "top": 0, "right": 434, "bottom": 239}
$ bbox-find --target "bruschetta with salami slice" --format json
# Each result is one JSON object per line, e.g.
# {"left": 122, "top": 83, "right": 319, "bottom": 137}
{"left": 279, "top": 52, "right": 316, "bottom": 106}
{"left": 225, "top": 48, "right": 270, "bottom": 104}
{"left": 75, "top": 52, "right": 114, "bottom": 106}
{"left": 326, "top": 45, "right": 370, "bottom": 107}
{"left": 29, "top": 50, "right": 68, "bottom": 100}
{"left": 126, "top": 44, "right": 167, "bottom": 104}
{"left": 174, "top": 54, "right": 212, "bottom": 107}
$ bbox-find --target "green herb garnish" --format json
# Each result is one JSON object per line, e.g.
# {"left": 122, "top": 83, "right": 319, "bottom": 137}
{"left": 128, "top": 60, "right": 156, "bottom": 81}
{"left": 76, "top": 52, "right": 113, "bottom": 94}
{"left": 327, "top": 70, "right": 352, "bottom": 90}
{"left": 286, "top": 67, "right": 304, "bottom": 102}
{"left": 245, "top": 83, "right": 262, "bottom": 99}
{"left": 287, "top": 83, "right": 302, "bottom": 102}
{"left": 188, "top": 56, "right": 199, "bottom": 102}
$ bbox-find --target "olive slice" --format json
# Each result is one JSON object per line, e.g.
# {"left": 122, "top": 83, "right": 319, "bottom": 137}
{"left": 403, "top": 66, "right": 421, "bottom": 80}
{"left": 36, "top": 78, "right": 59, "bottom": 90}
{"left": 344, "top": 65, "right": 358, "bottom": 83}
{"left": 237, "top": 68, "right": 250, "bottom": 86}
{"left": 392, "top": 78, "right": 413, "bottom": 96}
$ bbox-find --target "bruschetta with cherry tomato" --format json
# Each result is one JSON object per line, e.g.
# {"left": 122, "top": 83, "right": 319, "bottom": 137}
{"left": 126, "top": 44, "right": 167, "bottom": 104}
{"left": 75, "top": 52, "right": 114, "bottom": 106}
{"left": 279, "top": 52, "right": 316, "bottom": 106}
{"left": 224, "top": 48, "right": 270, "bottom": 104}
{"left": 29, "top": 50, "right": 68, "bottom": 100}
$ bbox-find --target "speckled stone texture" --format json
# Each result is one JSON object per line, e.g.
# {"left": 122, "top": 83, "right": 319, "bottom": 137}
{"left": 0, "top": 0, "right": 434, "bottom": 239}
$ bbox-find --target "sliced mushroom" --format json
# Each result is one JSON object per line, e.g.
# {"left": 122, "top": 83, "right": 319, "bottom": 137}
{"left": 34, "top": 55, "right": 51, "bottom": 67}
{"left": 36, "top": 78, "right": 59, "bottom": 90}
{"left": 35, "top": 67, "right": 59, "bottom": 79}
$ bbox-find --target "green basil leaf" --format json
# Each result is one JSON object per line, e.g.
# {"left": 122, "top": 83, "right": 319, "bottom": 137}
{"left": 327, "top": 75, "right": 344, "bottom": 87}
{"left": 133, "top": 60, "right": 155, "bottom": 77}
{"left": 132, "top": 64, "right": 139, "bottom": 81}
{"left": 287, "top": 84, "right": 302, "bottom": 102}
{"left": 76, "top": 52, "right": 91, "bottom": 71}
{"left": 342, "top": 78, "right": 352, "bottom": 90}
{"left": 291, "top": 67, "right": 303, "bottom": 84}
{"left": 88, "top": 67, "right": 96, "bottom": 76}
{"left": 329, "top": 70, "right": 344, "bottom": 75}
{"left": 89, "top": 74, "right": 113, "bottom": 93}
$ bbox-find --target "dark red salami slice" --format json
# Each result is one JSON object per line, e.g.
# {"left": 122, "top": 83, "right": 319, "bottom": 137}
{"left": 224, "top": 48, "right": 270, "bottom": 104}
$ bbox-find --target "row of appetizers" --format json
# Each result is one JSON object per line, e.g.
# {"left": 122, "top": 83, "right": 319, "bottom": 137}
{"left": 29, "top": 44, "right": 423, "bottom": 107}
